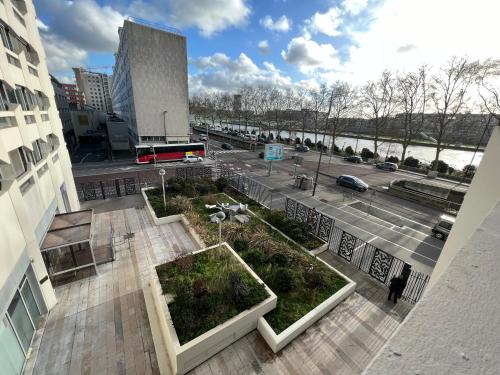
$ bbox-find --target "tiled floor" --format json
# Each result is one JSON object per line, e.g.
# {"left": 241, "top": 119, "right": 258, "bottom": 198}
{"left": 25, "top": 200, "right": 412, "bottom": 375}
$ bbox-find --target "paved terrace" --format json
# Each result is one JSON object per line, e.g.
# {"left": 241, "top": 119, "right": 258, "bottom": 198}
{"left": 24, "top": 197, "right": 411, "bottom": 375}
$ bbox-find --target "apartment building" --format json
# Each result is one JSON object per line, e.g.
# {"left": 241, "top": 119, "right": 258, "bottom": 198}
{"left": 61, "top": 83, "right": 84, "bottom": 108}
{"left": 73, "top": 67, "right": 112, "bottom": 113}
{"left": 111, "top": 18, "right": 189, "bottom": 145}
{"left": 0, "top": 0, "right": 80, "bottom": 373}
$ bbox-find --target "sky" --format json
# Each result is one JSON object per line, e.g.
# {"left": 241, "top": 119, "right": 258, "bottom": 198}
{"left": 35, "top": 0, "right": 500, "bottom": 95}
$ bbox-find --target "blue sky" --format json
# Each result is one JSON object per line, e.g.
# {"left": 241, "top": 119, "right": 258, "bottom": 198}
{"left": 34, "top": 0, "right": 499, "bottom": 94}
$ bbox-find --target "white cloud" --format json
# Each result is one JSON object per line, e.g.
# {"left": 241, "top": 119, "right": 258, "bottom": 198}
{"left": 260, "top": 15, "right": 292, "bottom": 32}
{"left": 333, "top": 0, "right": 500, "bottom": 84}
{"left": 281, "top": 34, "right": 340, "bottom": 73}
{"left": 169, "top": 0, "right": 251, "bottom": 37}
{"left": 190, "top": 53, "right": 292, "bottom": 93}
{"left": 305, "top": 8, "right": 343, "bottom": 37}
{"left": 36, "top": 0, "right": 125, "bottom": 74}
{"left": 342, "top": 0, "right": 369, "bottom": 16}
{"left": 258, "top": 40, "right": 270, "bottom": 54}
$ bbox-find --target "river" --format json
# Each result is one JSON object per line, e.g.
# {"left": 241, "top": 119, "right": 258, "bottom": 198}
{"left": 219, "top": 124, "right": 483, "bottom": 170}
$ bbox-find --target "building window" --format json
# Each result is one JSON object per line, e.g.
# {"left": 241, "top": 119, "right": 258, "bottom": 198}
{"left": 41, "top": 113, "right": 49, "bottom": 121}
{"left": 19, "top": 177, "right": 34, "bottom": 194}
{"left": 0, "top": 116, "right": 16, "bottom": 128}
{"left": 15, "top": 86, "right": 35, "bottom": 111}
{"left": 32, "top": 140, "right": 43, "bottom": 163}
{"left": 9, "top": 147, "right": 28, "bottom": 177}
{"left": 24, "top": 115, "right": 35, "bottom": 124}
{"left": 37, "top": 163, "right": 49, "bottom": 177}
{"left": 28, "top": 66, "right": 37, "bottom": 76}
{"left": 6, "top": 53, "right": 21, "bottom": 68}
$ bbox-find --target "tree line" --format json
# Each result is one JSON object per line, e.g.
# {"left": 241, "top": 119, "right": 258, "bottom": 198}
{"left": 189, "top": 57, "right": 500, "bottom": 170}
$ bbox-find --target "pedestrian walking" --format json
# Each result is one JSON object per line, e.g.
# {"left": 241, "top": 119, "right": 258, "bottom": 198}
{"left": 388, "top": 276, "right": 404, "bottom": 304}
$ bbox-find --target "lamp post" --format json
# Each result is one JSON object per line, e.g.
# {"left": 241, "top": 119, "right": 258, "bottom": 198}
{"left": 162, "top": 110, "right": 168, "bottom": 143}
{"left": 159, "top": 168, "right": 166, "bottom": 211}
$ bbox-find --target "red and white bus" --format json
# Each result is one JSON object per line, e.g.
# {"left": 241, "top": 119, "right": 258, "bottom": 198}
{"left": 135, "top": 143, "right": 206, "bottom": 164}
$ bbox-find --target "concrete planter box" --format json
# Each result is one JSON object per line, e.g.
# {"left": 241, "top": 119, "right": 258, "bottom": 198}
{"left": 257, "top": 257, "right": 356, "bottom": 353}
{"left": 144, "top": 243, "right": 277, "bottom": 375}
{"left": 141, "top": 187, "right": 206, "bottom": 247}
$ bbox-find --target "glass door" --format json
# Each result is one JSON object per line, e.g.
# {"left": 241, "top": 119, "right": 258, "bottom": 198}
{"left": 7, "top": 291, "right": 34, "bottom": 352}
{"left": 0, "top": 317, "right": 25, "bottom": 374}
{"left": 20, "top": 277, "right": 41, "bottom": 327}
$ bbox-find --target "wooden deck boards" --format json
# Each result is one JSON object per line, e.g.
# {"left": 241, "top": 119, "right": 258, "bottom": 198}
{"left": 25, "top": 203, "right": 411, "bottom": 375}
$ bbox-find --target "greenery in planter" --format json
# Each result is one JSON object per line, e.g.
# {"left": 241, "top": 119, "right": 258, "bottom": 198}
{"left": 156, "top": 246, "right": 269, "bottom": 345}
{"left": 145, "top": 181, "right": 348, "bottom": 334}
{"left": 263, "top": 210, "right": 323, "bottom": 250}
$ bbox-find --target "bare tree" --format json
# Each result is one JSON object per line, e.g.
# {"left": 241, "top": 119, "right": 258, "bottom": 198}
{"left": 295, "top": 88, "right": 310, "bottom": 143}
{"left": 396, "top": 65, "right": 429, "bottom": 163}
{"left": 361, "top": 70, "right": 397, "bottom": 156}
{"left": 477, "top": 59, "right": 500, "bottom": 121}
{"left": 428, "top": 56, "right": 481, "bottom": 169}
{"left": 238, "top": 86, "right": 256, "bottom": 133}
{"left": 309, "top": 84, "right": 328, "bottom": 147}
{"left": 329, "top": 81, "right": 357, "bottom": 151}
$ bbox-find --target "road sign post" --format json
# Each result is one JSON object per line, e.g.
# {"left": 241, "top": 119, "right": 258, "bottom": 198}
{"left": 159, "top": 169, "right": 166, "bottom": 211}
{"left": 264, "top": 144, "right": 283, "bottom": 177}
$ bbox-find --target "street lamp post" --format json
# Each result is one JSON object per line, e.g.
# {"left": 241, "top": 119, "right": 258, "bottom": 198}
{"left": 162, "top": 110, "right": 168, "bottom": 143}
{"left": 159, "top": 169, "right": 166, "bottom": 211}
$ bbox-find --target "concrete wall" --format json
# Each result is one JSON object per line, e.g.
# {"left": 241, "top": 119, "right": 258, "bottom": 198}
{"left": 113, "top": 20, "right": 189, "bottom": 144}
{"left": 0, "top": 0, "right": 80, "bottom": 331}
{"left": 428, "top": 126, "right": 500, "bottom": 289}
{"left": 364, "top": 126, "right": 500, "bottom": 374}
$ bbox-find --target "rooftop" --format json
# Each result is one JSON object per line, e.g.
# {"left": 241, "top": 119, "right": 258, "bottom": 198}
{"left": 25, "top": 198, "right": 412, "bottom": 375}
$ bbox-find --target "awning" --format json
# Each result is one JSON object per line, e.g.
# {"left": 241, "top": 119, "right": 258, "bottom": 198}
{"left": 40, "top": 209, "right": 93, "bottom": 251}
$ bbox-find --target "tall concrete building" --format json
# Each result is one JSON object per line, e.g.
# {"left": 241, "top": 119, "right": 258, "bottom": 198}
{"left": 61, "top": 83, "right": 85, "bottom": 108}
{"left": 0, "top": 0, "right": 80, "bottom": 372}
{"left": 111, "top": 18, "right": 190, "bottom": 145}
{"left": 73, "top": 67, "right": 113, "bottom": 113}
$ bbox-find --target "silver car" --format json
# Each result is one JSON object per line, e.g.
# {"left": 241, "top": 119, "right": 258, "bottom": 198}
{"left": 376, "top": 162, "right": 398, "bottom": 171}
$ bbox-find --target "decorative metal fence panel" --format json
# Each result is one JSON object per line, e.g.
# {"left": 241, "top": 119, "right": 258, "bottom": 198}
{"left": 216, "top": 167, "right": 430, "bottom": 304}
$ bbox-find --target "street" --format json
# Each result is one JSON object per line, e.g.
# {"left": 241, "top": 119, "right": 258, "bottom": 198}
{"left": 72, "top": 138, "right": 455, "bottom": 274}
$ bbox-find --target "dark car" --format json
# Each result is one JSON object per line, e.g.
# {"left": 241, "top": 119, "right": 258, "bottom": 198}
{"left": 221, "top": 143, "right": 233, "bottom": 150}
{"left": 376, "top": 162, "right": 398, "bottom": 171}
{"left": 336, "top": 175, "right": 369, "bottom": 192}
{"left": 344, "top": 155, "right": 362, "bottom": 164}
{"left": 295, "top": 145, "right": 310, "bottom": 152}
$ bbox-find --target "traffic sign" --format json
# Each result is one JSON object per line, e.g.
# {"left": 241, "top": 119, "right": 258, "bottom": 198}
{"left": 264, "top": 144, "right": 283, "bottom": 161}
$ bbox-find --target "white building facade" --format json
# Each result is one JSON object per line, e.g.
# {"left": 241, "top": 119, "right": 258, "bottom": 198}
{"left": 73, "top": 67, "right": 113, "bottom": 113}
{"left": 0, "top": 1, "right": 80, "bottom": 373}
{"left": 111, "top": 18, "right": 190, "bottom": 146}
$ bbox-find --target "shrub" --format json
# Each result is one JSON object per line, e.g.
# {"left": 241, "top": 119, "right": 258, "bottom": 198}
{"left": 305, "top": 270, "right": 327, "bottom": 290}
{"left": 274, "top": 268, "right": 298, "bottom": 293}
{"left": 233, "top": 238, "right": 249, "bottom": 253}
{"left": 215, "top": 177, "right": 228, "bottom": 192}
{"left": 430, "top": 160, "right": 449, "bottom": 173}
{"left": 192, "top": 278, "right": 209, "bottom": 298}
{"left": 361, "top": 148, "right": 374, "bottom": 159}
{"left": 243, "top": 249, "right": 265, "bottom": 268}
{"left": 345, "top": 146, "right": 354, "bottom": 155}
{"left": 304, "top": 138, "right": 313, "bottom": 147}
{"left": 386, "top": 156, "right": 399, "bottom": 164}
{"left": 463, "top": 164, "right": 476, "bottom": 178}
{"left": 228, "top": 271, "right": 250, "bottom": 306}
{"left": 403, "top": 156, "right": 420, "bottom": 167}
{"left": 295, "top": 137, "right": 301, "bottom": 144}
{"left": 269, "top": 252, "right": 289, "bottom": 267}
{"left": 332, "top": 144, "right": 340, "bottom": 153}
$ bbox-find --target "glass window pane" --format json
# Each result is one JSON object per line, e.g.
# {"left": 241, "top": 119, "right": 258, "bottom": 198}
{"left": 7, "top": 291, "right": 34, "bottom": 352}
{"left": 21, "top": 280, "right": 40, "bottom": 327}
{"left": 0, "top": 317, "right": 25, "bottom": 374}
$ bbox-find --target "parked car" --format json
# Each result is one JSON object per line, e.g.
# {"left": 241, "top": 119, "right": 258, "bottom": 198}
{"left": 344, "top": 155, "right": 363, "bottom": 164}
{"left": 336, "top": 175, "right": 369, "bottom": 192}
{"left": 199, "top": 134, "right": 208, "bottom": 141}
{"left": 432, "top": 214, "right": 455, "bottom": 240}
{"left": 376, "top": 162, "right": 398, "bottom": 171}
{"left": 295, "top": 145, "right": 310, "bottom": 152}
{"left": 183, "top": 155, "right": 203, "bottom": 163}
{"left": 221, "top": 143, "right": 233, "bottom": 150}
